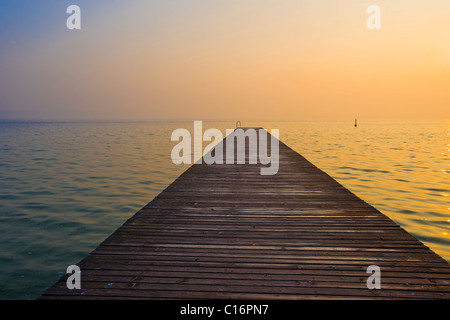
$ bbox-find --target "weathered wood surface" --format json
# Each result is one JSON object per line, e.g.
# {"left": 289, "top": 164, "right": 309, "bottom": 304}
{"left": 41, "top": 128, "right": 450, "bottom": 299}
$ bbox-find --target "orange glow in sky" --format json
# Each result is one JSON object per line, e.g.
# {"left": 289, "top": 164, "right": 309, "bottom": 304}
{"left": 1, "top": 0, "right": 449, "bottom": 121}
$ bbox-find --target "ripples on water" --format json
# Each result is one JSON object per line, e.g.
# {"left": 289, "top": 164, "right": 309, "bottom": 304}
{"left": 278, "top": 121, "right": 450, "bottom": 264}
{"left": 0, "top": 120, "right": 449, "bottom": 299}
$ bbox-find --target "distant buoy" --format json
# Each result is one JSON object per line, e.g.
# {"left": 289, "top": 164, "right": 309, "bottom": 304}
{"left": 354, "top": 119, "right": 358, "bottom": 128}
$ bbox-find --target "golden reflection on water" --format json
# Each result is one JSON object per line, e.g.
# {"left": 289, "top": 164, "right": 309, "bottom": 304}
{"left": 245, "top": 120, "right": 450, "bottom": 262}
{"left": 0, "top": 120, "right": 449, "bottom": 299}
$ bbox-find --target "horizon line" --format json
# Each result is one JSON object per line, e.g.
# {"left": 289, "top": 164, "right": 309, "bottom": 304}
{"left": 0, "top": 118, "right": 448, "bottom": 123}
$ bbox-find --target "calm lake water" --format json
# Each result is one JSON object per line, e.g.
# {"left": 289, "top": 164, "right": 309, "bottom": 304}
{"left": 0, "top": 120, "right": 449, "bottom": 299}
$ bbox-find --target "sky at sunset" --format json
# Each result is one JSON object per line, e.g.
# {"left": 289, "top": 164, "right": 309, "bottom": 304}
{"left": 1, "top": 0, "right": 449, "bottom": 121}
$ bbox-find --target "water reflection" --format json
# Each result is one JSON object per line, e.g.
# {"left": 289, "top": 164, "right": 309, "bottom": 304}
{"left": 0, "top": 120, "right": 449, "bottom": 299}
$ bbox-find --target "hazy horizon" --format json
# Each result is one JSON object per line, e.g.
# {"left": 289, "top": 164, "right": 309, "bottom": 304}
{"left": 1, "top": 1, "right": 450, "bottom": 121}
{"left": 0, "top": 118, "right": 448, "bottom": 123}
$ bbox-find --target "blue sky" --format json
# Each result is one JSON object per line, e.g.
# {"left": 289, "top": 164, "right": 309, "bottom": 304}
{"left": 1, "top": 1, "right": 74, "bottom": 40}
{"left": 0, "top": 1, "right": 128, "bottom": 52}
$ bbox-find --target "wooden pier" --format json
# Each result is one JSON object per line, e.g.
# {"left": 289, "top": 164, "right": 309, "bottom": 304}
{"left": 41, "top": 128, "right": 450, "bottom": 299}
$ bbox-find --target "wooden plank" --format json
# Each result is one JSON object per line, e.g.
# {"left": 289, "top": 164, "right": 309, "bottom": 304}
{"left": 40, "top": 128, "right": 450, "bottom": 300}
